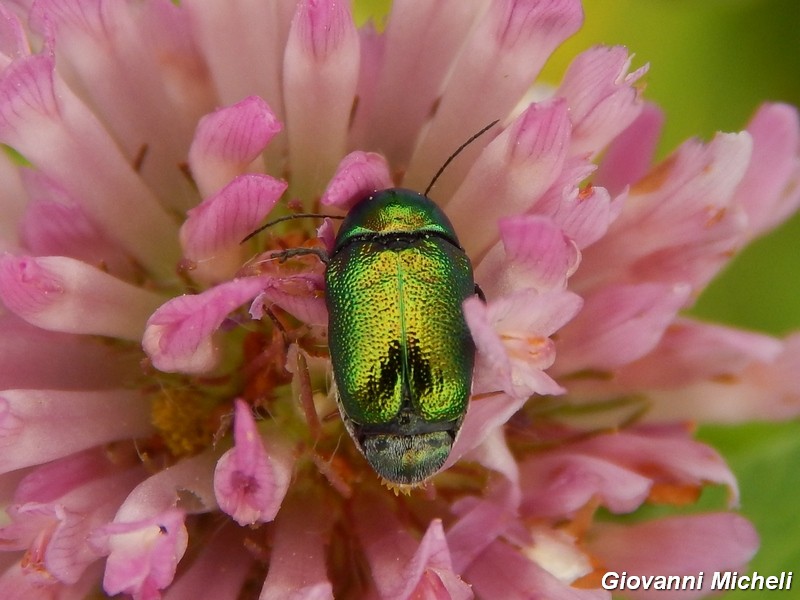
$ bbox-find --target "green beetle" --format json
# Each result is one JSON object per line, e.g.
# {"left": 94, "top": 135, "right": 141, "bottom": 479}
{"left": 325, "top": 188, "right": 477, "bottom": 485}
{"left": 246, "top": 123, "right": 496, "bottom": 485}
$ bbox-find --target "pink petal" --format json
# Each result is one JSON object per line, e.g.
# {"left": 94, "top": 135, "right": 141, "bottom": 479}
{"left": 348, "top": 23, "right": 385, "bottom": 153}
{"left": 214, "top": 400, "right": 293, "bottom": 526}
{"left": 447, "top": 472, "right": 519, "bottom": 573}
{"left": 0, "top": 470, "right": 26, "bottom": 511}
{"left": 465, "top": 289, "right": 583, "bottom": 399}
{"left": 0, "top": 4, "right": 30, "bottom": 59}
{"left": 589, "top": 514, "right": 758, "bottom": 600}
{"left": 250, "top": 272, "right": 328, "bottom": 326}
{"left": 3, "top": 450, "right": 144, "bottom": 585}
{"left": 558, "top": 45, "right": 647, "bottom": 157}
{"left": 463, "top": 427, "right": 521, "bottom": 496}
{"left": 353, "top": 489, "right": 416, "bottom": 592}
{"left": 188, "top": 96, "right": 282, "bottom": 197}
{"left": 354, "top": 490, "right": 469, "bottom": 599}
{"left": 404, "top": 0, "right": 583, "bottom": 197}
{"left": 522, "top": 526, "right": 596, "bottom": 589}
{"left": 0, "top": 254, "right": 166, "bottom": 340}
{"left": 734, "top": 102, "right": 800, "bottom": 234}
{"left": 0, "top": 561, "right": 100, "bottom": 600}
{"left": 467, "top": 540, "right": 609, "bottom": 600}
{"left": 611, "top": 318, "right": 784, "bottom": 390}
{"left": 476, "top": 215, "right": 581, "bottom": 295}
{"left": 464, "top": 297, "right": 542, "bottom": 400}
{"left": 12, "top": 448, "right": 127, "bottom": 502}
{"left": 629, "top": 132, "right": 751, "bottom": 234}
{"left": 316, "top": 218, "right": 336, "bottom": 254}
{"left": 0, "top": 53, "right": 59, "bottom": 126}
{"left": 564, "top": 428, "right": 740, "bottom": 506}
{"left": 134, "top": 1, "right": 214, "bottom": 123}
{"left": 143, "top": 276, "right": 268, "bottom": 374}
{"left": 183, "top": 0, "right": 293, "bottom": 117}
{"left": 353, "top": 0, "right": 482, "bottom": 166}
{"left": 400, "top": 520, "right": 472, "bottom": 600}
{"left": 595, "top": 103, "right": 665, "bottom": 196}
{"left": 645, "top": 331, "right": 800, "bottom": 423}
{"left": 164, "top": 526, "right": 252, "bottom": 600}
{"left": 29, "top": 0, "right": 211, "bottom": 213}
{"left": 17, "top": 170, "right": 134, "bottom": 278}
{"left": 519, "top": 452, "right": 652, "bottom": 519}
{"left": 0, "top": 314, "right": 137, "bottom": 390}
{"left": 259, "top": 490, "right": 334, "bottom": 600}
{"left": 95, "top": 452, "right": 220, "bottom": 597}
{"left": 448, "top": 392, "right": 530, "bottom": 468}
{"left": 0, "top": 389, "right": 153, "bottom": 474}
{"left": 179, "top": 174, "right": 286, "bottom": 282}
{"left": 0, "top": 54, "right": 180, "bottom": 280}
{"left": 549, "top": 182, "right": 616, "bottom": 250}
{"left": 554, "top": 283, "right": 691, "bottom": 375}
{"left": 110, "top": 452, "right": 219, "bottom": 525}
{"left": 447, "top": 99, "right": 572, "bottom": 257}
{"left": 98, "top": 508, "right": 189, "bottom": 600}
{"left": 283, "top": 0, "right": 360, "bottom": 201}
{"left": 638, "top": 229, "right": 748, "bottom": 295}
{"left": 319, "top": 151, "right": 392, "bottom": 210}
{"left": 525, "top": 155, "right": 622, "bottom": 251}
{"left": 576, "top": 132, "right": 753, "bottom": 292}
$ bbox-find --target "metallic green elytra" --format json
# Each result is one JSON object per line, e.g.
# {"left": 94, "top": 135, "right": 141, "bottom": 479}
{"left": 325, "top": 188, "right": 477, "bottom": 485}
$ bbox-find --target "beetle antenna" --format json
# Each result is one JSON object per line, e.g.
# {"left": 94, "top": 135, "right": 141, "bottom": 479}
{"left": 424, "top": 119, "right": 499, "bottom": 197}
{"left": 241, "top": 212, "right": 345, "bottom": 244}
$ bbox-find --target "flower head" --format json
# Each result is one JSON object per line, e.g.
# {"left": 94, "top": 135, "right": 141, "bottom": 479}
{"left": 1, "top": 0, "right": 799, "bottom": 598}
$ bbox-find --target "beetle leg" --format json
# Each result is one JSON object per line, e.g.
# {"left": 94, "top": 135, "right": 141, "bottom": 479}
{"left": 474, "top": 283, "right": 486, "bottom": 303}
{"left": 295, "top": 350, "right": 322, "bottom": 440}
{"left": 270, "top": 247, "right": 329, "bottom": 265}
{"left": 263, "top": 306, "right": 289, "bottom": 343}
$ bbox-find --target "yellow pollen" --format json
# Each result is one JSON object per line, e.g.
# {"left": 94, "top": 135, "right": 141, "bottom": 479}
{"left": 150, "top": 389, "right": 218, "bottom": 457}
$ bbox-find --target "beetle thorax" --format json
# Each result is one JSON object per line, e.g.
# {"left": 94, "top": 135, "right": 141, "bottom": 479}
{"left": 334, "top": 188, "right": 462, "bottom": 250}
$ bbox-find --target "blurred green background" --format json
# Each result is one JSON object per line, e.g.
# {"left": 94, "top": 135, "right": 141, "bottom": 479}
{"left": 356, "top": 1, "right": 800, "bottom": 596}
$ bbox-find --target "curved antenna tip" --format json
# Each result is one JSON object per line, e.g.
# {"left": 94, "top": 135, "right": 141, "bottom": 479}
{"left": 424, "top": 119, "right": 500, "bottom": 197}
